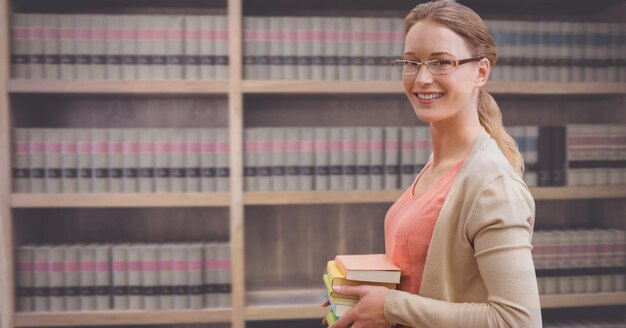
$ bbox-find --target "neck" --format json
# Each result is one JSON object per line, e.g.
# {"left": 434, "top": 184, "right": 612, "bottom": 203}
{"left": 429, "top": 111, "right": 481, "bottom": 170}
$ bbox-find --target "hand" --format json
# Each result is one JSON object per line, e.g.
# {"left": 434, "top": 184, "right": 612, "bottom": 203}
{"left": 329, "top": 285, "right": 391, "bottom": 328}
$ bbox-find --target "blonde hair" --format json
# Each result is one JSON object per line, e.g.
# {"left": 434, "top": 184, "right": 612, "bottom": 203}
{"left": 405, "top": 1, "right": 524, "bottom": 176}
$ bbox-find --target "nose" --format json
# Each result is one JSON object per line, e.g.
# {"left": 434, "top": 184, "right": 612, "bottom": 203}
{"left": 414, "top": 64, "right": 433, "bottom": 85}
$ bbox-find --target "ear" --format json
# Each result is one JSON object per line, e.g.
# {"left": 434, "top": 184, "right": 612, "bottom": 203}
{"left": 475, "top": 58, "right": 490, "bottom": 87}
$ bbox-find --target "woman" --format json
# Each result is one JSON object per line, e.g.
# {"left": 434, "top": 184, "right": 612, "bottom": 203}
{"left": 326, "top": 1, "right": 542, "bottom": 327}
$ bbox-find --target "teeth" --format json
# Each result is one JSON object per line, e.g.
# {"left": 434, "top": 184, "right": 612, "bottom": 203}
{"left": 416, "top": 93, "right": 443, "bottom": 100}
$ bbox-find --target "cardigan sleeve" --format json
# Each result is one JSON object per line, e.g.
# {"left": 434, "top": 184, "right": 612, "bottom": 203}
{"left": 383, "top": 175, "right": 542, "bottom": 328}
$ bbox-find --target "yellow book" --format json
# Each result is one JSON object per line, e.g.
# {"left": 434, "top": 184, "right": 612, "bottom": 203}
{"left": 323, "top": 273, "right": 358, "bottom": 303}
{"left": 326, "top": 310, "right": 338, "bottom": 326}
{"left": 327, "top": 260, "right": 397, "bottom": 289}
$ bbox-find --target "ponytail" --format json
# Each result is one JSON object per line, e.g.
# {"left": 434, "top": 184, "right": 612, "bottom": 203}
{"left": 477, "top": 89, "right": 524, "bottom": 176}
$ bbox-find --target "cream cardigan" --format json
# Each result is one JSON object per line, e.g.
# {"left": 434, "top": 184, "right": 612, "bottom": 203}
{"left": 383, "top": 128, "right": 542, "bottom": 327}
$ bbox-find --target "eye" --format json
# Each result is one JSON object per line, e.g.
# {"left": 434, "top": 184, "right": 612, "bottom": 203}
{"left": 403, "top": 61, "right": 419, "bottom": 67}
{"left": 431, "top": 60, "right": 454, "bottom": 67}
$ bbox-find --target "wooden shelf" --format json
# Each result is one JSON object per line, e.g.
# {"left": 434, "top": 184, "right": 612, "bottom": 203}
{"left": 14, "top": 308, "right": 232, "bottom": 327}
{"left": 530, "top": 186, "right": 626, "bottom": 200}
{"left": 244, "top": 190, "right": 403, "bottom": 205}
{"left": 244, "top": 186, "right": 626, "bottom": 205}
{"left": 8, "top": 80, "right": 625, "bottom": 95}
{"left": 540, "top": 292, "right": 626, "bottom": 308}
{"left": 8, "top": 80, "right": 230, "bottom": 94}
{"left": 10, "top": 187, "right": 626, "bottom": 208}
{"left": 245, "top": 288, "right": 626, "bottom": 320}
{"left": 11, "top": 193, "right": 230, "bottom": 208}
{"left": 243, "top": 80, "right": 626, "bottom": 95}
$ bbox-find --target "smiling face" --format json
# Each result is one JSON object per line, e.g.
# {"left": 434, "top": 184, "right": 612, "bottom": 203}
{"left": 402, "top": 21, "right": 487, "bottom": 125}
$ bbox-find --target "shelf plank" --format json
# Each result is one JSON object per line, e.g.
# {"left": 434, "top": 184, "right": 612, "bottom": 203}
{"left": 245, "top": 190, "right": 403, "bottom": 205}
{"left": 244, "top": 186, "right": 626, "bottom": 205}
{"left": 11, "top": 187, "right": 626, "bottom": 208}
{"left": 8, "top": 80, "right": 229, "bottom": 94}
{"left": 540, "top": 292, "right": 626, "bottom": 308}
{"left": 530, "top": 186, "right": 626, "bottom": 200}
{"left": 243, "top": 80, "right": 626, "bottom": 95}
{"left": 246, "top": 305, "right": 327, "bottom": 321}
{"left": 244, "top": 289, "right": 626, "bottom": 320}
{"left": 14, "top": 309, "right": 232, "bottom": 327}
{"left": 243, "top": 80, "right": 403, "bottom": 94}
{"left": 11, "top": 193, "right": 230, "bottom": 208}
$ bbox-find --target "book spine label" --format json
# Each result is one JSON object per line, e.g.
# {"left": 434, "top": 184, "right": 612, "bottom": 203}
{"left": 158, "top": 245, "right": 174, "bottom": 310}
{"left": 215, "top": 128, "right": 230, "bottom": 192}
{"left": 123, "top": 129, "right": 140, "bottom": 193}
{"left": 138, "top": 129, "right": 154, "bottom": 193}
{"left": 400, "top": 127, "right": 415, "bottom": 189}
{"left": 121, "top": 15, "right": 137, "bottom": 80}
{"left": 217, "top": 243, "right": 232, "bottom": 307}
{"left": 170, "top": 129, "right": 186, "bottom": 193}
{"left": 49, "top": 246, "right": 65, "bottom": 311}
{"left": 141, "top": 245, "right": 159, "bottom": 310}
{"left": 27, "top": 14, "right": 45, "bottom": 79}
{"left": 299, "top": 128, "right": 315, "bottom": 191}
{"left": 95, "top": 245, "right": 111, "bottom": 310}
{"left": 79, "top": 246, "right": 96, "bottom": 310}
{"left": 77, "top": 129, "right": 93, "bottom": 192}
{"left": 172, "top": 244, "right": 190, "bottom": 309}
{"left": 92, "top": 129, "right": 109, "bottom": 193}
{"left": 269, "top": 17, "right": 284, "bottom": 80}
{"left": 10, "top": 14, "right": 30, "bottom": 79}
{"left": 17, "top": 246, "right": 34, "bottom": 312}
{"left": 314, "top": 127, "right": 329, "bottom": 190}
{"left": 45, "top": 129, "right": 63, "bottom": 193}
{"left": 383, "top": 127, "right": 399, "bottom": 190}
{"left": 63, "top": 246, "right": 80, "bottom": 311}
{"left": 154, "top": 129, "right": 170, "bottom": 193}
{"left": 166, "top": 15, "right": 184, "bottom": 80}
{"left": 42, "top": 14, "right": 60, "bottom": 79}
{"left": 33, "top": 247, "right": 50, "bottom": 311}
{"left": 185, "top": 129, "right": 202, "bottom": 192}
{"left": 13, "top": 128, "right": 30, "bottom": 193}
{"left": 244, "top": 128, "right": 258, "bottom": 192}
{"left": 184, "top": 16, "right": 201, "bottom": 80}
{"left": 201, "top": 129, "right": 216, "bottom": 192}
{"left": 199, "top": 16, "right": 216, "bottom": 80}
{"left": 188, "top": 244, "right": 204, "bottom": 309}
{"left": 285, "top": 128, "right": 300, "bottom": 191}
{"left": 151, "top": 15, "right": 168, "bottom": 80}
{"left": 342, "top": 128, "right": 357, "bottom": 190}
{"left": 370, "top": 127, "right": 384, "bottom": 190}
{"left": 329, "top": 127, "right": 343, "bottom": 190}
{"left": 111, "top": 245, "right": 129, "bottom": 310}
{"left": 105, "top": 15, "right": 122, "bottom": 80}
{"left": 355, "top": 127, "right": 370, "bottom": 190}
{"left": 91, "top": 15, "right": 106, "bottom": 79}
{"left": 203, "top": 243, "right": 219, "bottom": 308}
{"left": 61, "top": 129, "right": 78, "bottom": 193}
{"left": 108, "top": 128, "right": 124, "bottom": 193}
{"left": 257, "top": 128, "right": 272, "bottom": 191}
{"left": 214, "top": 16, "right": 228, "bottom": 80}
{"left": 127, "top": 246, "right": 143, "bottom": 310}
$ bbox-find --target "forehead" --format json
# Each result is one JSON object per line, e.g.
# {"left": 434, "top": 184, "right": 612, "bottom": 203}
{"left": 404, "top": 21, "right": 471, "bottom": 58}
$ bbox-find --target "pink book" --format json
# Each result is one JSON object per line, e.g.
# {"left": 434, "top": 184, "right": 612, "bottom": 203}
{"left": 334, "top": 254, "right": 400, "bottom": 284}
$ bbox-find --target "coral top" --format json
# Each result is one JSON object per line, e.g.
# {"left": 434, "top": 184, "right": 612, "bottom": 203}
{"left": 385, "top": 160, "right": 464, "bottom": 294}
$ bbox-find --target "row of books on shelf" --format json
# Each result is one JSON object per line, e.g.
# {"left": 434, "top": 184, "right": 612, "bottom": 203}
{"left": 533, "top": 229, "right": 626, "bottom": 295}
{"left": 545, "top": 320, "right": 626, "bottom": 328}
{"left": 10, "top": 13, "right": 626, "bottom": 82}
{"left": 508, "top": 124, "right": 626, "bottom": 187}
{"left": 11, "top": 124, "right": 626, "bottom": 194}
{"left": 12, "top": 128, "right": 230, "bottom": 194}
{"left": 324, "top": 254, "right": 401, "bottom": 321}
{"left": 16, "top": 242, "right": 231, "bottom": 312}
{"left": 11, "top": 14, "right": 229, "bottom": 81}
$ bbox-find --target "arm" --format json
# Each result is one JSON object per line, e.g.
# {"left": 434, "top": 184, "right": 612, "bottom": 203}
{"left": 383, "top": 176, "right": 542, "bottom": 328}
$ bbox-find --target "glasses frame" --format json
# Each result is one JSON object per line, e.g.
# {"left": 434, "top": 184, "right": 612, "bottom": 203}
{"left": 389, "top": 56, "right": 484, "bottom": 76}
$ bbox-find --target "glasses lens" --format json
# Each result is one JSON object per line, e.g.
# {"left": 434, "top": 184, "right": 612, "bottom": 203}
{"left": 391, "top": 60, "right": 418, "bottom": 75}
{"left": 426, "top": 60, "right": 454, "bottom": 75}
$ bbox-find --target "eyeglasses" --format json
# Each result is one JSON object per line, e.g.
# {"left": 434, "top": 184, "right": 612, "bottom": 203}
{"left": 389, "top": 56, "right": 484, "bottom": 76}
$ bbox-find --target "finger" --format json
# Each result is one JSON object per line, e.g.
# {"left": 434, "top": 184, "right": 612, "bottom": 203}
{"left": 321, "top": 300, "right": 330, "bottom": 307}
{"left": 332, "top": 285, "right": 366, "bottom": 298}
{"left": 322, "top": 318, "right": 328, "bottom": 326}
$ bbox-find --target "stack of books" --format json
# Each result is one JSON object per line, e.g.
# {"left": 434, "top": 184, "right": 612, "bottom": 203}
{"left": 323, "top": 254, "right": 401, "bottom": 325}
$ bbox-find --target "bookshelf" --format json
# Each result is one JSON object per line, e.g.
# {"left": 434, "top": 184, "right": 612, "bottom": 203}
{"left": 0, "top": 0, "right": 625, "bottom": 328}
